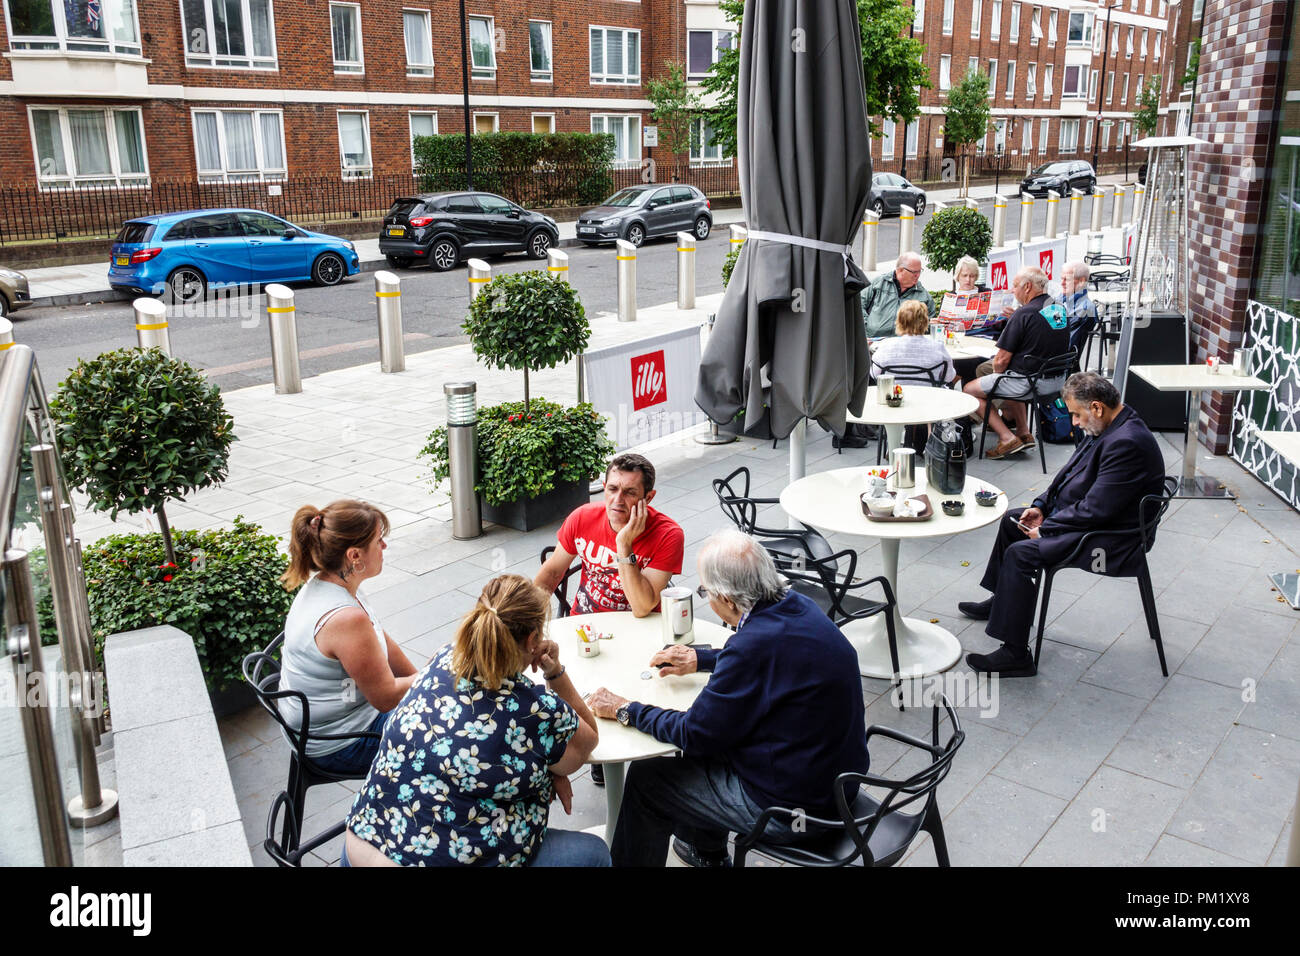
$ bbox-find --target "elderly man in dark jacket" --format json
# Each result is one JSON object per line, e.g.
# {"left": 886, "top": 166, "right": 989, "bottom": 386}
{"left": 958, "top": 372, "right": 1167, "bottom": 676}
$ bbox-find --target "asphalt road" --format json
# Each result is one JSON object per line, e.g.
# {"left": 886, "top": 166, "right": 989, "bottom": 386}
{"left": 10, "top": 194, "right": 1083, "bottom": 394}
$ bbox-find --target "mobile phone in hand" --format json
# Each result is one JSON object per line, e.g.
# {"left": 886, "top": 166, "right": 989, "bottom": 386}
{"left": 1015, "top": 519, "right": 1035, "bottom": 534}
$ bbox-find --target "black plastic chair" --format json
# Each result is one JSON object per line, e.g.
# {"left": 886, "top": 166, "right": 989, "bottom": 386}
{"left": 1032, "top": 476, "right": 1178, "bottom": 676}
{"left": 867, "top": 359, "right": 955, "bottom": 463}
{"left": 713, "top": 466, "right": 835, "bottom": 571}
{"left": 242, "top": 634, "right": 382, "bottom": 867}
{"left": 977, "top": 348, "right": 1079, "bottom": 473}
{"left": 539, "top": 546, "right": 582, "bottom": 617}
{"left": 733, "top": 696, "right": 964, "bottom": 867}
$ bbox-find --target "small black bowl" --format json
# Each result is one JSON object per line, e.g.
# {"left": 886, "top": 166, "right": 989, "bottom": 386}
{"left": 941, "top": 499, "right": 965, "bottom": 516}
{"left": 974, "top": 490, "right": 998, "bottom": 507}
{"left": 884, "top": 397, "right": 903, "bottom": 408}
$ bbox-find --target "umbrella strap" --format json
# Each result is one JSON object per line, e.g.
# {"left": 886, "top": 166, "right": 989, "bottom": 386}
{"left": 746, "top": 230, "right": 854, "bottom": 277}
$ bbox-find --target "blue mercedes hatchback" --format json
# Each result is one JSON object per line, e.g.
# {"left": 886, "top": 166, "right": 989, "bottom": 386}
{"left": 108, "top": 208, "right": 360, "bottom": 303}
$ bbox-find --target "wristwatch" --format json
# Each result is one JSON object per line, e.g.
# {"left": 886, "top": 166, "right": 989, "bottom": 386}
{"left": 615, "top": 704, "right": 632, "bottom": 726}
{"left": 616, "top": 553, "right": 638, "bottom": 565}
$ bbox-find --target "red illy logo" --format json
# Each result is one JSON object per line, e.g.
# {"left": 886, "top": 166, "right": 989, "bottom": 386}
{"left": 990, "top": 261, "right": 1008, "bottom": 290}
{"left": 1039, "top": 250, "right": 1054, "bottom": 279}
{"left": 631, "top": 350, "right": 667, "bottom": 411}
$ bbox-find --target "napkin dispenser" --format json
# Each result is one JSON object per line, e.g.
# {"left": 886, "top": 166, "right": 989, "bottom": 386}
{"left": 660, "top": 587, "right": 695, "bottom": 645}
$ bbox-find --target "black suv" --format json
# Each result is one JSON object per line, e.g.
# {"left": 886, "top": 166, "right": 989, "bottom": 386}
{"left": 576, "top": 184, "right": 712, "bottom": 247}
{"left": 379, "top": 192, "right": 559, "bottom": 270}
{"left": 1018, "top": 160, "right": 1097, "bottom": 198}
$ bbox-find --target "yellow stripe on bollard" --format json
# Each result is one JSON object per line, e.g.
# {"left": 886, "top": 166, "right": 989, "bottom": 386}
{"left": 617, "top": 255, "right": 636, "bottom": 261}
{"left": 134, "top": 322, "right": 168, "bottom": 330}
{"left": 267, "top": 306, "right": 295, "bottom": 313}
{"left": 0, "top": 342, "right": 12, "bottom": 350}
{"left": 374, "top": 291, "right": 400, "bottom": 297}
{"left": 547, "top": 266, "right": 568, "bottom": 271}
{"left": 675, "top": 247, "right": 695, "bottom": 253}
{"left": 467, "top": 277, "right": 490, "bottom": 283}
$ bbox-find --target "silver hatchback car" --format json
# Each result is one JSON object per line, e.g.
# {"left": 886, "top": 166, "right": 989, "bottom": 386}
{"left": 0, "top": 266, "right": 32, "bottom": 318}
{"left": 576, "top": 184, "right": 713, "bottom": 247}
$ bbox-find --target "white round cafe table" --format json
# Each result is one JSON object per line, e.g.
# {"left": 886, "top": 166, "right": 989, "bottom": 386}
{"left": 849, "top": 385, "right": 978, "bottom": 454}
{"left": 545, "top": 611, "right": 732, "bottom": 845}
{"left": 947, "top": 334, "right": 999, "bottom": 361}
{"left": 780, "top": 467, "right": 1007, "bottom": 679}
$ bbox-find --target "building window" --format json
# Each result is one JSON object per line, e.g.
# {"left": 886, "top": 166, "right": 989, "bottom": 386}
{"left": 1121, "top": 72, "right": 1130, "bottom": 104}
{"left": 914, "top": 0, "right": 924, "bottom": 31}
{"left": 1047, "top": 9, "right": 1057, "bottom": 45}
{"left": 1030, "top": 6, "right": 1041, "bottom": 44}
{"left": 1089, "top": 68, "right": 1099, "bottom": 102}
{"left": 591, "top": 114, "right": 641, "bottom": 165}
{"left": 193, "top": 108, "right": 284, "bottom": 182}
{"left": 1154, "top": 31, "right": 1162, "bottom": 60}
{"left": 590, "top": 26, "right": 640, "bottom": 85}
{"left": 1111, "top": 25, "right": 1118, "bottom": 55}
{"left": 990, "top": 0, "right": 1001, "bottom": 40}
{"left": 330, "top": 3, "right": 362, "bottom": 74}
{"left": 180, "top": 0, "right": 276, "bottom": 69}
{"left": 993, "top": 118, "right": 1007, "bottom": 153}
{"left": 690, "top": 116, "right": 728, "bottom": 164}
{"left": 6, "top": 0, "right": 141, "bottom": 55}
{"left": 942, "top": 0, "right": 953, "bottom": 35}
{"left": 1043, "top": 63, "right": 1053, "bottom": 98}
{"left": 1038, "top": 117, "right": 1049, "bottom": 154}
{"left": 1022, "top": 119, "right": 1033, "bottom": 152}
{"left": 970, "top": 0, "right": 981, "bottom": 38}
{"left": 336, "top": 110, "right": 371, "bottom": 178}
{"left": 987, "top": 58, "right": 998, "bottom": 96}
{"left": 474, "top": 113, "right": 498, "bottom": 134}
{"left": 1026, "top": 63, "right": 1037, "bottom": 98}
{"left": 409, "top": 111, "right": 436, "bottom": 168}
{"left": 532, "top": 113, "right": 554, "bottom": 134}
{"left": 939, "top": 55, "right": 951, "bottom": 91}
{"left": 1062, "top": 64, "right": 1087, "bottom": 99}
{"left": 881, "top": 119, "right": 895, "bottom": 159}
{"left": 1101, "top": 121, "right": 1111, "bottom": 152}
{"left": 1005, "top": 60, "right": 1016, "bottom": 98}
{"left": 1192, "top": 0, "right": 1204, "bottom": 16}
{"left": 1009, "top": 3, "right": 1020, "bottom": 42}
{"left": 30, "top": 106, "right": 147, "bottom": 188}
{"left": 1066, "top": 10, "right": 1093, "bottom": 46}
{"left": 1083, "top": 119, "right": 1092, "bottom": 152}
{"left": 968, "top": 55, "right": 979, "bottom": 79}
{"left": 905, "top": 119, "right": 919, "bottom": 157}
{"left": 1059, "top": 118, "right": 1079, "bottom": 153}
{"left": 469, "top": 15, "right": 496, "bottom": 79}
{"left": 1126, "top": 25, "right": 1133, "bottom": 58}
{"left": 403, "top": 9, "right": 433, "bottom": 76}
{"left": 529, "top": 20, "right": 552, "bottom": 81}
{"left": 687, "top": 29, "right": 733, "bottom": 79}
{"left": 1140, "top": 28, "right": 1148, "bottom": 58}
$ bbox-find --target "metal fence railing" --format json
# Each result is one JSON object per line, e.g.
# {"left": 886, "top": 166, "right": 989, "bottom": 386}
{"left": 0, "top": 163, "right": 743, "bottom": 246}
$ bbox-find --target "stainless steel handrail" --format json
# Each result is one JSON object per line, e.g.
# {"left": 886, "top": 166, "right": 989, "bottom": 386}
{"left": 0, "top": 344, "right": 37, "bottom": 554}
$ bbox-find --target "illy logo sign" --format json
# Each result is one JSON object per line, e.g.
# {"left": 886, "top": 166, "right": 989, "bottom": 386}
{"left": 1039, "top": 250, "right": 1054, "bottom": 279}
{"left": 990, "top": 261, "right": 1009, "bottom": 291}
{"left": 631, "top": 349, "right": 667, "bottom": 411}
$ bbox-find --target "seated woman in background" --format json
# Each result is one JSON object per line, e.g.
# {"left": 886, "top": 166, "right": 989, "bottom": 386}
{"left": 278, "top": 500, "right": 417, "bottom": 776}
{"left": 870, "top": 300, "right": 957, "bottom": 387}
{"left": 953, "top": 255, "right": 989, "bottom": 294}
{"left": 342, "top": 574, "right": 607, "bottom": 867}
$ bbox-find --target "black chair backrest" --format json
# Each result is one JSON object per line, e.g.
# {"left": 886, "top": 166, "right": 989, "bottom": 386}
{"left": 781, "top": 547, "right": 860, "bottom": 620}
{"left": 540, "top": 546, "right": 580, "bottom": 616}
{"left": 1139, "top": 476, "right": 1179, "bottom": 553}
{"left": 839, "top": 697, "right": 965, "bottom": 863}
{"left": 242, "top": 633, "right": 315, "bottom": 770}
{"left": 712, "top": 466, "right": 760, "bottom": 535}
{"left": 874, "top": 359, "right": 952, "bottom": 389}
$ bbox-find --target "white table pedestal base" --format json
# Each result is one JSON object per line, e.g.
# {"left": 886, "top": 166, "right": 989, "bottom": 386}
{"left": 840, "top": 613, "right": 964, "bottom": 679}
{"left": 600, "top": 762, "right": 625, "bottom": 847}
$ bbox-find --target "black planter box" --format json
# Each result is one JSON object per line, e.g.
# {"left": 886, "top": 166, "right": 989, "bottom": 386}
{"left": 209, "top": 679, "right": 258, "bottom": 719}
{"left": 481, "top": 479, "right": 591, "bottom": 532}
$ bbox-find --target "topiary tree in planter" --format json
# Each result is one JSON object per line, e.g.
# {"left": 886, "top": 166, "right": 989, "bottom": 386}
{"left": 49, "top": 347, "right": 236, "bottom": 567}
{"left": 920, "top": 206, "right": 994, "bottom": 278}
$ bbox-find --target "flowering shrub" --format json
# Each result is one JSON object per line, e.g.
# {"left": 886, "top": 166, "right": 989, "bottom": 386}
{"left": 420, "top": 398, "right": 614, "bottom": 507}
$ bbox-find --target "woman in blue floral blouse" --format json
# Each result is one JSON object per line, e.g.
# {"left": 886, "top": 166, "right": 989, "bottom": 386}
{"left": 342, "top": 574, "right": 607, "bottom": 866}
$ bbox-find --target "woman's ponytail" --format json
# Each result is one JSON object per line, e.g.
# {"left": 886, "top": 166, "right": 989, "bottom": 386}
{"left": 451, "top": 575, "right": 550, "bottom": 690}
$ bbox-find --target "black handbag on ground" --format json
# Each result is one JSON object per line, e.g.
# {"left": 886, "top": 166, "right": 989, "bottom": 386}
{"left": 926, "top": 420, "right": 967, "bottom": 495}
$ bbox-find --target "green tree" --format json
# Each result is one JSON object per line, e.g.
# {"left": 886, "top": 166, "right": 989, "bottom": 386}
{"left": 1181, "top": 38, "right": 1201, "bottom": 88}
{"left": 942, "top": 69, "right": 992, "bottom": 198}
{"left": 646, "top": 61, "right": 701, "bottom": 158}
{"left": 1133, "top": 76, "right": 1162, "bottom": 135}
{"left": 698, "top": 0, "right": 930, "bottom": 160}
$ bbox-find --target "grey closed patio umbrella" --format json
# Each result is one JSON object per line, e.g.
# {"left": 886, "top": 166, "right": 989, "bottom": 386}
{"left": 695, "top": 0, "right": 872, "bottom": 472}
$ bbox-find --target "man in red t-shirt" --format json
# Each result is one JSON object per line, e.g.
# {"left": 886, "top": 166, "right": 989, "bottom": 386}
{"left": 536, "top": 453, "right": 684, "bottom": 617}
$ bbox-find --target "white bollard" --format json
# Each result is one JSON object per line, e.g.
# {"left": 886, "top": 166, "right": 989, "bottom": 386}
{"left": 898, "top": 205, "right": 916, "bottom": 253}
{"left": 265, "top": 283, "right": 301, "bottom": 395}
{"left": 1112, "top": 185, "right": 1127, "bottom": 229}
{"left": 860, "top": 210, "right": 879, "bottom": 272}
{"left": 1069, "top": 189, "right": 1085, "bottom": 236}
{"left": 467, "top": 259, "right": 491, "bottom": 303}
{"left": 1132, "top": 183, "right": 1145, "bottom": 226}
{"left": 132, "top": 298, "right": 171, "bottom": 354}
{"left": 1045, "top": 191, "right": 1061, "bottom": 239}
{"left": 992, "top": 195, "right": 1008, "bottom": 247}
{"left": 374, "top": 270, "right": 405, "bottom": 374}
{"left": 729, "top": 223, "right": 748, "bottom": 252}
{"left": 0, "top": 317, "right": 13, "bottom": 351}
{"left": 676, "top": 232, "right": 696, "bottom": 310}
{"left": 546, "top": 247, "right": 569, "bottom": 282}
{"left": 1019, "top": 193, "right": 1035, "bottom": 243}
{"left": 1091, "top": 187, "right": 1108, "bottom": 232}
{"left": 616, "top": 239, "right": 636, "bottom": 322}
{"left": 964, "top": 198, "right": 979, "bottom": 212}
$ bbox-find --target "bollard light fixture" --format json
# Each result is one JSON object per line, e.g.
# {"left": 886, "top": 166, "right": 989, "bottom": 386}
{"left": 444, "top": 381, "right": 477, "bottom": 425}
{"left": 1087, "top": 232, "right": 1104, "bottom": 256}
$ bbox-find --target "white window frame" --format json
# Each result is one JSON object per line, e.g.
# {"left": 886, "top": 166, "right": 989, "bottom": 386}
{"left": 402, "top": 8, "right": 433, "bottom": 77}
{"left": 881, "top": 119, "right": 896, "bottom": 160}
{"left": 1026, "top": 62, "right": 1037, "bottom": 98}
{"left": 686, "top": 28, "right": 733, "bottom": 80}
{"left": 970, "top": 0, "right": 981, "bottom": 38}
{"left": 1062, "top": 64, "right": 1087, "bottom": 99}
{"left": 942, "top": 0, "right": 953, "bottom": 35}
{"left": 990, "top": 0, "right": 1001, "bottom": 40}
{"left": 1067, "top": 10, "right": 1093, "bottom": 47}
{"left": 993, "top": 118, "right": 1008, "bottom": 153}
{"left": 29, "top": 105, "right": 150, "bottom": 189}
{"left": 531, "top": 112, "right": 555, "bottom": 134}
{"left": 1089, "top": 68, "right": 1099, "bottom": 102}
{"left": 1126, "top": 25, "right": 1134, "bottom": 58}
{"left": 591, "top": 113, "right": 641, "bottom": 166}
{"left": 1043, "top": 63, "right": 1053, "bottom": 98}
{"left": 1140, "top": 28, "right": 1148, "bottom": 58}
{"left": 1106, "top": 70, "right": 1115, "bottom": 104}
{"left": 968, "top": 55, "right": 979, "bottom": 79}
{"left": 1154, "top": 31, "right": 1162, "bottom": 61}
{"left": 528, "top": 19, "right": 552, "bottom": 82}
{"left": 329, "top": 2, "right": 363, "bottom": 75}
{"left": 1030, "top": 6, "right": 1042, "bottom": 45}
{"left": 1048, "top": 9, "right": 1057, "bottom": 45}
{"left": 689, "top": 116, "right": 729, "bottom": 165}
{"left": 939, "top": 54, "right": 951, "bottom": 91}
{"left": 192, "top": 107, "right": 286, "bottom": 183}
{"left": 468, "top": 14, "right": 496, "bottom": 80}
{"left": 180, "top": 0, "right": 278, "bottom": 70}
{"left": 1005, "top": 60, "right": 1016, "bottom": 99}
{"left": 1022, "top": 119, "right": 1033, "bottom": 152}
{"left": 408, "top": 110, "right": 437, "bottom": 169}
{"left": 914, "top": 0, "right": 925, "bottom": 32}
{"left": 1059, "top": 118, "right": 1079, "bottom": 154}
{"left": 1038, "top": 117, "right": 1049, "bottom": 154}
{"left": 987, "top": 58, "right": 998, "bottom": 96}
{"left": 1121, "top": 72, "right": 1130, "bottom": 104}
{"left": 473, "top": 112, "right": 499, "bottom": 134}
{"left": 1083, "top": 119, "right": 1092, "bottom": 152}
{"left": 5, "top": 0, "right": 142, "bottom": 55}
{"left": 905, "top": 119, "right": 919, "bottom": 158}
{"left": 1101, "top": 121, "right": 1111, "bottom": 152}
{"left": 1009, "top": 3, "right": 1021, "bottom": 42}
{"left": 1110, "top": 25, "right": 1118, "bottom": 55}
{"left": 590, "top": 25, "right": 640, "bottom": 85}
{"left": 336, "top": 109, "right": 372, "bottom": 179}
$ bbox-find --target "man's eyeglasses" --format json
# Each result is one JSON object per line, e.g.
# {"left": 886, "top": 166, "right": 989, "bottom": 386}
{"left": 696, "top": 585, "right": 711, "bottom": 601}
{"left": 899, "top": 266, "right": 922, "bottom": 275}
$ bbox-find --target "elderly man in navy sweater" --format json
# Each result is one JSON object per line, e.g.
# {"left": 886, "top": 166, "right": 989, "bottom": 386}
{"left": 585, "top": 529, "right": 869, "bottom": 867}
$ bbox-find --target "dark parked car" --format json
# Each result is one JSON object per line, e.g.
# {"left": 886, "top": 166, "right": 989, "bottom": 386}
{"left": 378, "top": 192, "right": 558, "bottom": 270}
{"left": 867, "top": 173, "right": 926, "bottom": 217}
{"left": 1018, "top": 160, "right": 1097, "bottom": 198}
{"left": 576, "top": 184, "right": 712, "bottom": 247}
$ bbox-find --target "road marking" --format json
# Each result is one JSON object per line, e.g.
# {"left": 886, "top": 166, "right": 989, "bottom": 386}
{"left": 200, "top": 332, "right": 431, "bottom": 377}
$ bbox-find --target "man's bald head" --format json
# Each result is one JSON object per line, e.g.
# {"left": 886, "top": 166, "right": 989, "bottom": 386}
{"left": 895, "top": 253, "right": 923, "bottom": 292}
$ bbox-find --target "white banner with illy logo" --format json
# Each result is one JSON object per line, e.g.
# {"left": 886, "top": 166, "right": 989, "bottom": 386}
{"left": 584, "top": 326, "right": 707, "bottom": 451}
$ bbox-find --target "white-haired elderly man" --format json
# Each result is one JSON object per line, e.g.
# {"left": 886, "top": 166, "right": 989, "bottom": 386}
{"left": 963, "top": 265, "right": 1072, "bottom": 459}
{"left": 585, "top": 529, "right": 869, "bottom": 868}
{"left": 1059, "top": 261, "right": 1099, "bottom": 354}
{"left": 862, "top": 251, "right": 936, "bottom": 339}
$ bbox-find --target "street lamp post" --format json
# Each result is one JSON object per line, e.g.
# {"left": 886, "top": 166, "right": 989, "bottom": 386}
{"left": 1091, "top": 1, "right": 1119, "bottom": 173}
{"left": 900, "top": 0, "right": 916, "bottom": 180}
{"left": 458, "top": 0, "right": 473, "bottom": 190}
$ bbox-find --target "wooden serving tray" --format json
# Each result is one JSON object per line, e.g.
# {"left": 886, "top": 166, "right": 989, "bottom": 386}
{"left": 860, "top": 493, "right": 934, "bottom": 522}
